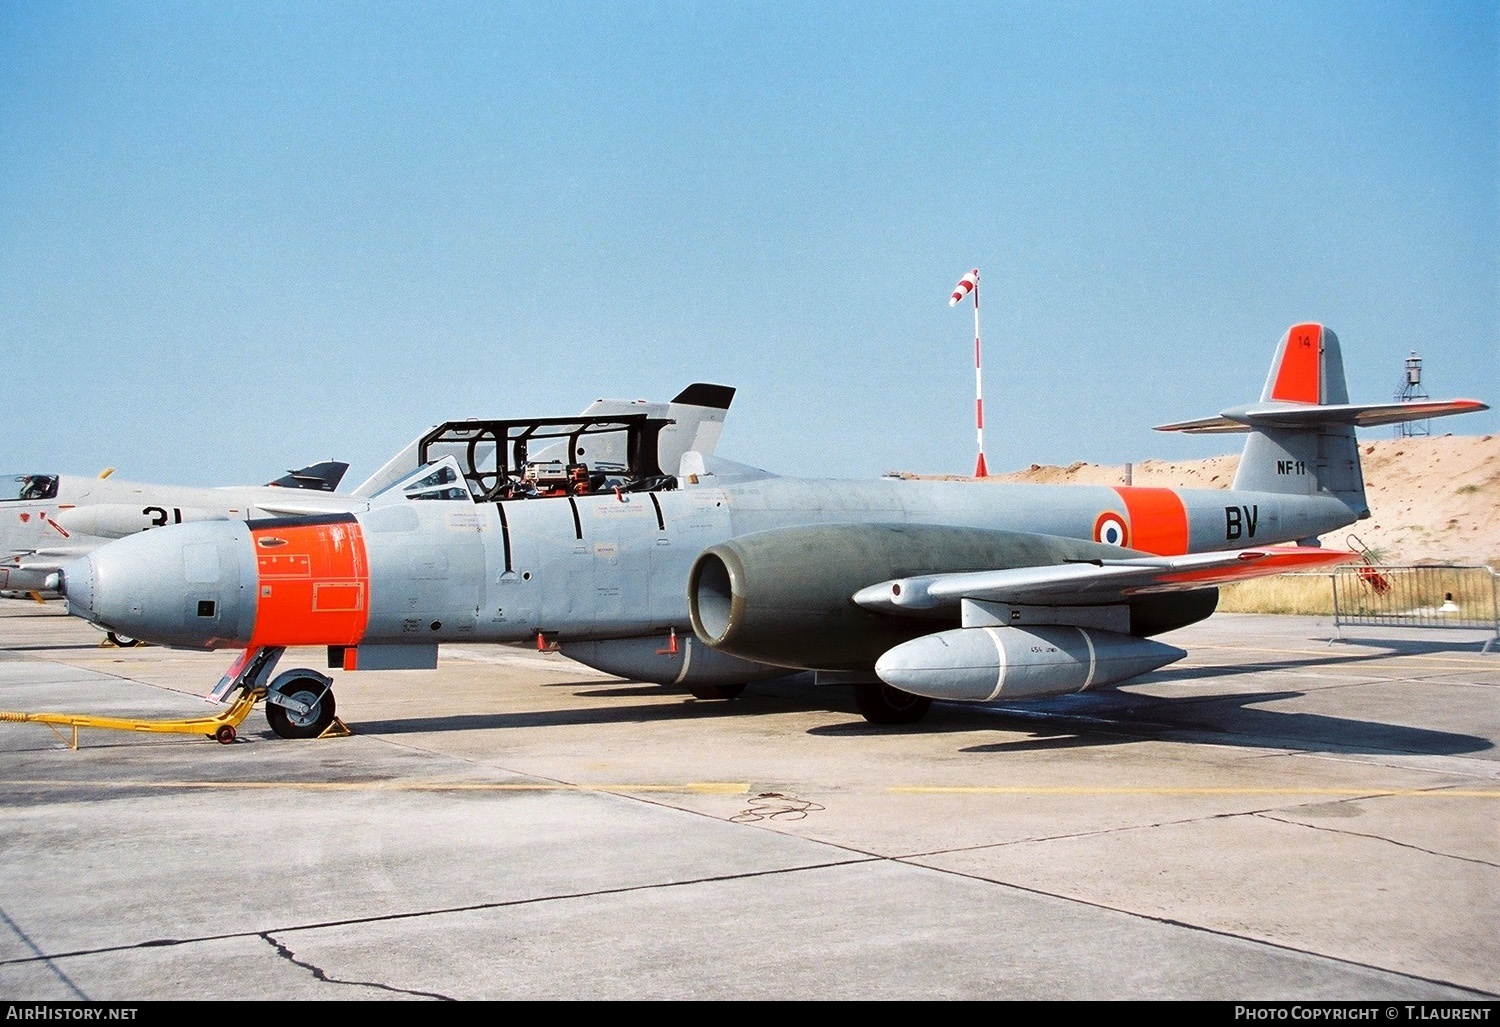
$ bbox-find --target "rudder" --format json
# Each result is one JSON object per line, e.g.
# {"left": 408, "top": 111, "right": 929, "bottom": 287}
{"left": 1261, "top": 322, "right": 1348, "bottom": 406}
{"left": 1236, "top": 323, "right": 1364, "bottom": 503}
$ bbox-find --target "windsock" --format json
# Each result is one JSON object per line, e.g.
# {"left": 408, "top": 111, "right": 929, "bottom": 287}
{"left": 949, "top": 269, "right": 978, "bottom": 306}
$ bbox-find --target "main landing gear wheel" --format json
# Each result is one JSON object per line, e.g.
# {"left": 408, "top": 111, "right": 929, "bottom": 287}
{"left": 106, "top": 631, "right": 143, "bottom": 648}
{"left": 687, "top": 683, "right": 747, "bottom": 700}
{"left": 265, "top": 675, "right": 338, "bottom": 739}
{"left": 853, "top": 682, "right": 932, "bottom": 725}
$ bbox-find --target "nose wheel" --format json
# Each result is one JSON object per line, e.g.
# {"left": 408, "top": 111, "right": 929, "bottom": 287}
{"left": 264, "top": 672, "right": 339, "bottom": 739}
{"left": 204, "top": 649, "right": 347, "bottom": 742}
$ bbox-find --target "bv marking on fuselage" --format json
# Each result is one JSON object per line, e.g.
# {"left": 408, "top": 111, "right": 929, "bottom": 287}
{"left": 1225, "top": 504, "right": 1259, "bottom": 541}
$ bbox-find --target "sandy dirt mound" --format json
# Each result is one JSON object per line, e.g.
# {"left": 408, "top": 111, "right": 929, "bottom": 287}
{"left": 916, "top": 434, "right": 1500, "bottom": 566}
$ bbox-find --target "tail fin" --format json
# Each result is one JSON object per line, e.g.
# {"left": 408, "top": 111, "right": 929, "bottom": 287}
{"left": 267, "top": 460, "right": 349, "bottom": 491}
{"left": 661, "top": 383, "right": 735, "bottom": 471}
{"left": 1156, "top": 323, "right": 1488, "bottom": 513}
{"left": 576, "top": 383, "right": 735, "bottom": 475}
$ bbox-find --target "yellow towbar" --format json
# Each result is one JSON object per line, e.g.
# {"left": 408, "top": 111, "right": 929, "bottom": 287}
{"left": 0, "top": 688, "right": 261, "bottom": 749}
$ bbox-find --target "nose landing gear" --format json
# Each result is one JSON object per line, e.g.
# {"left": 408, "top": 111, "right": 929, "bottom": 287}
{"left": 210, "top": 647, "right": 350, "bottom": 741}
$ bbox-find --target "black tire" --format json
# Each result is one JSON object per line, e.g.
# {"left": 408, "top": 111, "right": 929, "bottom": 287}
{"left": 214, "top": 724, "right": 237, "bottom": 745}
{"left": 265, "top": 676, "right": 337, "bottom": 739}
{"left": 853, "top": 682, "right": 932, "bottom": 725}
{"left": 687, "top": 682, "right": 747, "bottom": 701}
{"left": 107, "top": 632, "right": 143, "bottom": 648}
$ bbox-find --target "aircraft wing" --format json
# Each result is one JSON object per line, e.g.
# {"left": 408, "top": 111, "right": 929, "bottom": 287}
{"left": 252, "top": 500, "right": 367, "bottom": 518}
{"left": 1, "top": 546, "right": 90, "bottom": 594}
{"left": 3, "top": 545, "right": 90, "bottom": 569}
{"left": 851, "top": 545, "right": 1359, "bottom": 614}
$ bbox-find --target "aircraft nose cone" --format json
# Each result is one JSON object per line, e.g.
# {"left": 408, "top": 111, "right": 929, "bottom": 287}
{"left": 57, "top": 523, "right": 260, "bottom": 649}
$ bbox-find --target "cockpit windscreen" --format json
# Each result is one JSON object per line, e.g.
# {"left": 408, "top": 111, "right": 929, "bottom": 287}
{"left": 2, "top": 474, "right": 58, "bottom": 502}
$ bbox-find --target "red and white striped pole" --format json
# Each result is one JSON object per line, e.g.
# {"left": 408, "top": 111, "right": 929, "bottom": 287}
{"left": 949, "top": 269, "right": 987, "bottom": 476}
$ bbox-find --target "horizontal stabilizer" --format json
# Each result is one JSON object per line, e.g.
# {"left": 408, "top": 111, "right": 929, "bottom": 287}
{"left": 1156, "top": 398, "right": 1489, "bottom": 434}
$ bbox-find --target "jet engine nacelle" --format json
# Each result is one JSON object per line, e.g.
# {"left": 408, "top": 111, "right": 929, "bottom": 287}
{"left": 874, "top": 625, "right": 1187, "bottom": 702}
{"left": 52, "top": 503, "right": 229, "bottom": 540}
{"left": 687, "top": 523, "right": 1144, "bottom": 672}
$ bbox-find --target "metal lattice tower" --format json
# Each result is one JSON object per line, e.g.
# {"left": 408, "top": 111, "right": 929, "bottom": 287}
{"left": 1395, "top": 351, "right": 1430, "bottom": 437}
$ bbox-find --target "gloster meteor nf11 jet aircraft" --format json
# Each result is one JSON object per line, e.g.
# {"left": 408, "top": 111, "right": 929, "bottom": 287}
{"left": 55, "top": 325, "right": 1486, "bottom": 738}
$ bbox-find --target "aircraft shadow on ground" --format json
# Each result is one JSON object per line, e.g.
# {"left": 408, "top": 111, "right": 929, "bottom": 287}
{"left": 949, "top": 686, "right": 1493, "bottom": 757}
{"left": 1323, "top": 634, "right": 1498, "bottom": 656}
{"left": 809, "top": 638, "right": 1496, "bottom": 756}
{"left": 1143, "top": 646, "right": 1443, "bottom": 681}
{"left": 348, "top": 646, "right": 1493, "bottom": 759}
{"left": 1200, "top": 632, "right": 1495, "bottom": 661}
{"left": 347, "top": 676, "right": 843, "bottom": 736}
{"left": 2, "top": 643, "right": 119, "bottom": 653}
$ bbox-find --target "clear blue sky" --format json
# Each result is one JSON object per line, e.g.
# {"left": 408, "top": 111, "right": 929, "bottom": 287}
{"left": 2, "top": 1, "right": 1495, "bottom": 487}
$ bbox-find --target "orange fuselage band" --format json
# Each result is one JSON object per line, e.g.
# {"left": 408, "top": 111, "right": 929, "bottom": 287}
{"left": 248, "top": 518, "right": 370, "bottom": 647}
{"left": 1112, "top": 487, "right": 1190, "bottom": 556}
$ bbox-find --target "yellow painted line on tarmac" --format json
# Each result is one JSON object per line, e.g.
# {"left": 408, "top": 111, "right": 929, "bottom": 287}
{"left": 891, "top": 785, "right": 1500, "bottom": 798}
{"left": 7, "top": 779, "right": 751, "bottom": 794}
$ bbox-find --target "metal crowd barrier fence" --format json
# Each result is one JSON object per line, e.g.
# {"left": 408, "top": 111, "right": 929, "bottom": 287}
{"left": 1331, "top": 564, "right": 1499, "bottom": 652}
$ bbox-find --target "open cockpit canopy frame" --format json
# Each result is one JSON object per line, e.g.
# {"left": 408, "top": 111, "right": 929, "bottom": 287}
{"left": 417, "top": 414, "right": 677, "bottom": 502}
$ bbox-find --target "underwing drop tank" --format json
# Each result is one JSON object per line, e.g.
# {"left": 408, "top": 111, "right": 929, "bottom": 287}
{"left": 874, "top": 625, "right": 1186, "bottom": 702}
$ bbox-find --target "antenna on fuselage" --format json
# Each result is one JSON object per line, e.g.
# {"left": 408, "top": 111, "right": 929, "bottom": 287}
{"left": 949, "top": 268, "right": 987, "bottom": 477}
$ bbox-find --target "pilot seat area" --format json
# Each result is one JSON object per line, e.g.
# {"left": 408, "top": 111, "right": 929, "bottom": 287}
{"left": 416, "top": 414, "right": 679, "bottom": 502}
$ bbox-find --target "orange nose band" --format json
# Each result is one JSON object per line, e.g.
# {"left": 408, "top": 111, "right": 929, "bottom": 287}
{"left": 247, "top": 515, "right": 370, "bottom": 647}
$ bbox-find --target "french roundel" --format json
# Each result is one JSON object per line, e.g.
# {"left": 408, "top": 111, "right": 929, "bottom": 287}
{"left": 1093, "top": 512, "right": 1129, "bottom": 548}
